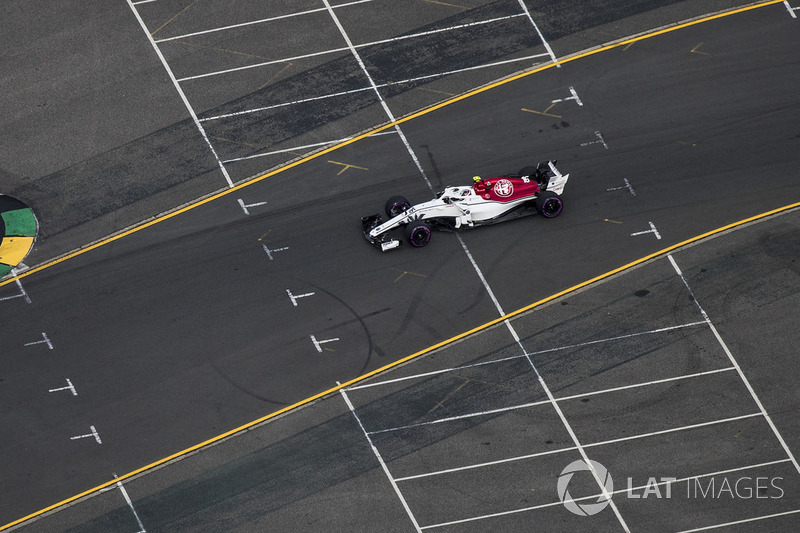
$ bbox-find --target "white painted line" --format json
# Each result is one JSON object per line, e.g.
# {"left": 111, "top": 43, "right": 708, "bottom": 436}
{"left": 0, "top": 292, "right": 25, "bottom": 302}
{"left": 631, "top": 221, "right": 662, "bottom": 240}
{"left": 200, "top": 87, "right": 373, "bottom": 122}
{"left": 177, "top": 47, "right": 351, "bottom": 83}
{"left": 24, "top": 332, "right": 54, "bottom": 350}
{"left": 323, "top": 4, "right": 629, "bottom": 528}
{"left": 676, "top": 508, "right": 800, "bottom": 532}
{"left": 569, "top": 85, "right": 583, "bottom": 105}
{"left": 200, "top": 53, "right": 549, "bottom": 122}
{"left": 552, "top": 86, "right": 583, "bottom": 106}
{"left": 352, "top": 14, "right": 526, "bottom": 51}
{"left": 202, "top": 86, "right": 374, "bottom": 120}
{"left": 401, "top": 412, "right": 766, "bottom": 486}
{"left": 0, "top": 270, "right": 31, "bottom": 303}
{"left": 397, "top": 444, "right": 579, "bottom": 482}
{"left": 368, "top": 399, "right": 552, "bottom": 435}
{"left": 262, "top": 243, "right": 289, "bottom": 261}
{"left": 458, "top": 234, "right": 631, "bottom": 529}
{"left": 114, "top": 474, "right": 147, "bottom": 533}
{"left": 586, "top": 412, "right": 762, "bottom": 449}
{"left": 419, "top": 459, "right": 793, "bottom": 530}
{"left": 287, "top": 289, "right": 315, "bottom": 307}
{"left": 348, "top": 321, "right": 707, "bottom": 390}
{"left": 457, "top": 235, "right": 506, "bottom": 314}
{"left": 310, "top": 334, "right": 340, "bottom": 353}
{"left": 340, "top": 387, "right": 422, "bottom": 532}
{"left": 420, "top": 496, "right": 563, "bottom": 529}
{"left": 607, "top": 178, "right": 636, "bottom": 196}
{"left": 377, "top": 53, "right": 550, "bottom": 92}
{"left": 154, "top": 0, "right": 375, "bottom": 43}
{"left": 49, "top": 378, "right": 77, "bottom": 396}
{"left": 71, "top": 425, "right": 102, "bottom": 444}
{"left": 624, "top": 177, "right": 636, "bottom": 196}
{"left": 222, "top": 131, "right": 396, "bottom": 164}
{"left": 580, "top": 130, "right": 609, "bottom": 149}
{"left": 515, "top": 0, "right": 559, "bottom": 66}
{"left": 526, "top": 321, "right": 704, "bottom": 356}
{"left": 176, "top": 14, "right": 526, "bottom": 82}
{"left": 224, "top": 138, "right": 351, "bottom": 163}
{"left": 371, "top": 366, "right": 735, "bottom": 436}
{"left": 554, "top": 366, "right": 736, "bottom": 402}
{"left": 347, "top": 354, "right": 528, "bottom": 391}
{"left": 668, "top": 254, "right": 800, "bottom": 474}
{"left": 321, "top": 0, "right": 435, "bottom": 197}
{"left": 237, "top": 198, "right": 267, "bottom": 215}
{"left": 785, "top": 1, "right": 799, "bottom": 18}
{"left": 126, "top": 0, "right": 234, "bottom": 188}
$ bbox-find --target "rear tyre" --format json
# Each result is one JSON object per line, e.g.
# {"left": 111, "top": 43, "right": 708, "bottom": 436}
{"left": 385, "top": 195, "right": 411, "bottom": 218}
{"left": 405, "top": 220, "right": 432, "bottom": 247}
{"left": 536, "top": 191, "right": 563, "bottom": 218}
{"left": 518, "top": 166, "right": 537, "bottom": 177}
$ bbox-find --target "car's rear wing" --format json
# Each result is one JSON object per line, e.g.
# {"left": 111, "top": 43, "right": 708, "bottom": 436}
{"left": 545, "top": 160, "right": 569, "bottom": 195}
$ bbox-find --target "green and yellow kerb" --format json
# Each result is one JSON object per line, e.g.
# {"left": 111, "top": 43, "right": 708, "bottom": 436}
{"left": 0, "top": 196, "right": 38, "bottom": 278}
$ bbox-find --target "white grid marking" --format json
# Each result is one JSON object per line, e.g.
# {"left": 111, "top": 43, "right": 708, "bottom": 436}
{"left": 340, "top": 387, "right": 422, "bottom": 532}
{"left": 668, "top": 254, "right": 800, "bottom": 474}
{"left": 126, "top": 0, "right": 234, "bottom": 188}
{"left": 175, "top": 14, "right": 527, "bottom": 82}
{"left": 420, "top": 459, "right": 794, "bottom": 530}
{"left": 321, "top": 2, "right": 632, "bottom": 528}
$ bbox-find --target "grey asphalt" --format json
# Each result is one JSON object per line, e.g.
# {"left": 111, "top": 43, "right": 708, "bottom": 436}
{"left": 1, "top": 0, "right": 799, "bottom": 531}
{"left": 18, "top": 207, "right": 800, "bottom": 532}
{"left": 2, "top": 0, "right": 759, "bottom": 263}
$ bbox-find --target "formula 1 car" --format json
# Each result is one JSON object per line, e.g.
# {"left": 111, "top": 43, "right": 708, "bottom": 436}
{"left": 362, "top": 161, "right": 569, "bottom": 251}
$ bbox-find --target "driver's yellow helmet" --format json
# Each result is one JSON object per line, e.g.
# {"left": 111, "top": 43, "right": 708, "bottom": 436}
{"left": 472, "top": 176, "right": 482, "bottom": 183}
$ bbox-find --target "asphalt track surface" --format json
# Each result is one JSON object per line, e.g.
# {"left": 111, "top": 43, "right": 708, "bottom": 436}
{"left": 1, "top": 0, "right": 799, "bottom": 531}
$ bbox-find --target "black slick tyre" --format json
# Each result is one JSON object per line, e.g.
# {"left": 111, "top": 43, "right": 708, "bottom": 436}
{"left": 535, "top": 191, "right": 563, "bottom": 218}
{"left": 405, "top": 220, "right": 432, "bottom": 247}
{"left": 385, "top": 195, "right": 411, "bottom": 218}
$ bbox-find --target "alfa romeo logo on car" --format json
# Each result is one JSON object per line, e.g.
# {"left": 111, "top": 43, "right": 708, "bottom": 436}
{"left": 557, "top": 459, "right": 614, "bottom": 516}
{"left": 493, "top": 179, "right": 513, "bottom": 197}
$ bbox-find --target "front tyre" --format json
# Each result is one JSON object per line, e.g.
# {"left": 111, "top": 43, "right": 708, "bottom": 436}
{"left": 405, "top": 220, "right": 432, "bottom": 247}
{"left": 536, "top": 191, "right": 563, "bottom": 218}
{"left": 385, "top": 195, "right": 411, "bottom": 218}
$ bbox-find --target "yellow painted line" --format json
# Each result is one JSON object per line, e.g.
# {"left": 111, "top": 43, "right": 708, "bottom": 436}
{"left": 3, "top": 200, "right": 798, "bottom": 533}
{"left": 150, "top": 0, "right": 200, "bottom": 38}
{"left": 0, "top": 0, "right": 787, "bottom": 291}
{"left": 691, "top": 42, "right": 712, "bottom": 55}
{"left": 327, "top": 160, "right": 369, "bottom": 175}
{"left": 521, "top": 107, "right": 562, "bottom": 118}
{"left": 258, "top": 62, "right": 294, "bottom": 91}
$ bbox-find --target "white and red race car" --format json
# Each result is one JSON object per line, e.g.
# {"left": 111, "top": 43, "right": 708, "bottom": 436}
{"left": 362, "top": 161, "right": 569, "bottom": 251}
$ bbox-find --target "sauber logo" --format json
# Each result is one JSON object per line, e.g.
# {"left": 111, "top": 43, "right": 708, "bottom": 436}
{"left": 494, "top": 179, "right": 513, "bottom": 197}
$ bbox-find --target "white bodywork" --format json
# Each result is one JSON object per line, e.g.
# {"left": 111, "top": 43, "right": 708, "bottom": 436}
{"left": 365, "top": 161, "right": 569, "bottom": 251}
